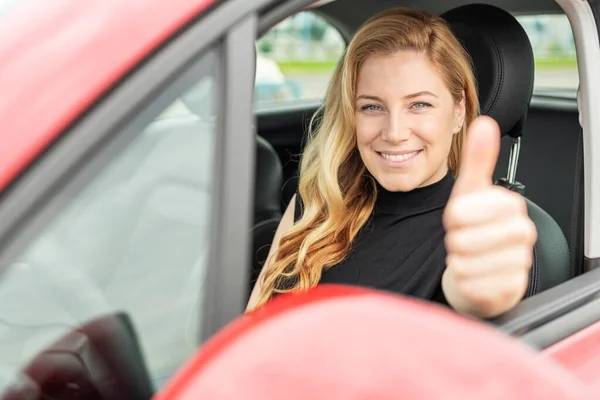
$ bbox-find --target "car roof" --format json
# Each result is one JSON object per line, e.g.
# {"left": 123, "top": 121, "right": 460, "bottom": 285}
{"left": 0, "top": 0, "right": 215, "bottom": 192}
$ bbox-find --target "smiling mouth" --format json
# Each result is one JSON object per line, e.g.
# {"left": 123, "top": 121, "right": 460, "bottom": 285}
{"left": 378, "top": 150, "right": 422, "bottom": 162}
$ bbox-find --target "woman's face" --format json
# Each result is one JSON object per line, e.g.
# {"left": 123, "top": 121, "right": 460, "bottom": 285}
{"left": 354, "top": 50, "right": 465, "bottom": 192}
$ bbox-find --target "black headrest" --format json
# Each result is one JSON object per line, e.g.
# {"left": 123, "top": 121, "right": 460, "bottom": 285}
{"left": 441, "top": 4, "right": 534, "bottom": 137}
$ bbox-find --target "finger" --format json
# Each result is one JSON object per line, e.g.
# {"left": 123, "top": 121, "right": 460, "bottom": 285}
{"left": 454, "top": 272, "right": 530, "bottom": 310}
{"left": 446, "top": 246, "right": 534, "bottom": 279}
{"left": 445, "top": 217, "right": 538, "bottom": 256}
{"left": 451, "top": 115, "right": 501, "bottom": 196}
{"left": 443, "top": 187, "right": 527, "bottom": 230}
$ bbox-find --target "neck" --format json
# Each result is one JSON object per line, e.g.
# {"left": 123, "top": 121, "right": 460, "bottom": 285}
{"left": 374, "top": 171, "right": 455, "bottom": 216}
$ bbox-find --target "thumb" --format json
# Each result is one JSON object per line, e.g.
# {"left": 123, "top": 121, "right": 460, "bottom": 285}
{"left": 452, "top": 115, "right": 501, "bottom": 196}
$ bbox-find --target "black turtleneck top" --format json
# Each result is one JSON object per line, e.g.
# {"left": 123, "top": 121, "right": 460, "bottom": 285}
{"left": 293, "top": 172, "right": 455, "bottom": 305}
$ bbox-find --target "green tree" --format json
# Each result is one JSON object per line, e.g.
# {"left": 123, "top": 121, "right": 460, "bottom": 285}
{"left": 309, "top": 20, "right": 328, "bottom": 41}
{"left": 258, "top": 39, "right": 273, "bottom": 54}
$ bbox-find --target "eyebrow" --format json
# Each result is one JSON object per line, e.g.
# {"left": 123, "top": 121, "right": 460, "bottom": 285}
{"left": 405, "top": 91, "right": 439, "bottom": 99}
{"left": 356, "top": 91, "right": 439, "bottom": 102}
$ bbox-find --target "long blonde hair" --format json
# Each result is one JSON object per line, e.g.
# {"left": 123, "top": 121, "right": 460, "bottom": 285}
{"left": 251, "top": 8, "right": 480, "bottom": 310}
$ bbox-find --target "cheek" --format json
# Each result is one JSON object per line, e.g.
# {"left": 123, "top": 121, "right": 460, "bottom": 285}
{"left": 417, "top": 114, "right": 455, "bottom": 149}
{"left": 354, "top": 115, "right": 382, "bottom": 145}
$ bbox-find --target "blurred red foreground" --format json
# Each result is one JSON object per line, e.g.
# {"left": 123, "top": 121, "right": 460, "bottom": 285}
{"left": 155, "top": 285, "right": 594, "bottom": 399}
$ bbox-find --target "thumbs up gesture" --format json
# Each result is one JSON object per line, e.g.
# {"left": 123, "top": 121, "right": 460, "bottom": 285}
{"left": 442, "top": 116, "right": 537, "bottom": 318}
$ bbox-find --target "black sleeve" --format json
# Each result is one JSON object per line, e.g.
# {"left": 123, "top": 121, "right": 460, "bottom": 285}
{"left": 431, "top": 283, "right": 450, "bottom": 307}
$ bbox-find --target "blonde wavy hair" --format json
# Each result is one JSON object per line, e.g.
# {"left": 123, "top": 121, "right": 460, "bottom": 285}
{"left": 251, "top": 7, "right": 480, "bottom": 310}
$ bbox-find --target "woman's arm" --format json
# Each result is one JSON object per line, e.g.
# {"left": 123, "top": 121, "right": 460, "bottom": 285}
{"left": 442, "top": 117, "right": 537, "bottom": 319}
{"left": 246, "top": 195, "right": 296, "bottom": 311}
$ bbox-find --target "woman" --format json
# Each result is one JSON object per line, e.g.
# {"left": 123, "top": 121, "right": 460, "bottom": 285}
{"left": 247, "top": 8, "right": 537, "bottom": 318}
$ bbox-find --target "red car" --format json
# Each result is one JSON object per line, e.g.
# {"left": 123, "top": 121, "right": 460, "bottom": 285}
{"left": 1, "top": 0, "right": 599, "bottom": 398}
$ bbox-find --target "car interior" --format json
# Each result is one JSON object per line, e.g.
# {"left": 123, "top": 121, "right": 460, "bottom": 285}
{"left": 0, "top": 0, "right": 586, "bottom": 398}
{"left": 250, "top": 0, "right": 583, "bottom": 298}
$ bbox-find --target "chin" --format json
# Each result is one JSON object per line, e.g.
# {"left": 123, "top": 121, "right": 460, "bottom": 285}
{"left": 374, "top": 173, "right": 422, "bottom": 192}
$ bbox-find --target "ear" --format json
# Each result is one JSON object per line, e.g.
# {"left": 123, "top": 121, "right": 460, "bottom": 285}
{"left": 453, "top": 91, "right": 466, "bottom": 134}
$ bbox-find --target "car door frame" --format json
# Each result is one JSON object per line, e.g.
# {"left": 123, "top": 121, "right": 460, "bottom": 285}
{"left": 0, "top": 0, "right": 316, "bottom": 346}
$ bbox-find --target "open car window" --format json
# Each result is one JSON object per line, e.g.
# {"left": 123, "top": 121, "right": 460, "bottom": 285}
{"left": 0, "top": 47, "right": 220, "bottom": 395}
{"left": 254, "top": 10, "right": 345, "bottom": 110}
{"left": 516, "top": 13, "right": 579, "bottom": 97}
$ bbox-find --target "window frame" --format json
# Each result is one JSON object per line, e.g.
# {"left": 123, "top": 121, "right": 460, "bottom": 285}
{"left": 0, "top": 0, "right": 263, "bottom": 347}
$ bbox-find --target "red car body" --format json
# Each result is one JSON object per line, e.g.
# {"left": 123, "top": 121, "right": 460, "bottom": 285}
{"left": 0, "top": 0, "right": 214, "bottom": 191}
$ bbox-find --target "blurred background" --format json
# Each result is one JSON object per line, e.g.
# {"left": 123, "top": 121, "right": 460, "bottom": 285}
{"left": 254, "top": 11, "right": 578, "bottom": 109}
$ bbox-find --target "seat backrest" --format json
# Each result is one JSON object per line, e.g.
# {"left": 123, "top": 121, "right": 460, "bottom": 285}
{"left": 249, "top": 45, "right": 283, "bottom": 226}
{"left": 442, "top": 4, "right": 571, "bottom": 292}
{"left": 255, "top": 136, "right": 283, "bottom": 223}
{"left": 495, "top": 100, "right": 584, "bottom": 277}
{"left": 250, "top": 136, "right": 283, "bottom": 295}
{"left": 245, "top": 46, "right": 284, "bottom": 294}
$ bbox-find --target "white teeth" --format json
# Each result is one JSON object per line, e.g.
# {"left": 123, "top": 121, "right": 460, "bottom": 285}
{"left": 381, "top": 151, "right": 419, "bottom": 162}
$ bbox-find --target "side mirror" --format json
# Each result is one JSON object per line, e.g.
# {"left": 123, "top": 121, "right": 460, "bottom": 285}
{"left": 3, "top": 312, "right": 153, "bottom": 400}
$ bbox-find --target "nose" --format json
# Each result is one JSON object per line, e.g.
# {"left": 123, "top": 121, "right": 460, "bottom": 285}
{"left": 381, "top": 110, "right": 410, "bottom": 144}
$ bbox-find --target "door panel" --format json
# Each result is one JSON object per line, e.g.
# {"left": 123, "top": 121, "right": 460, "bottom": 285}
{"left": 544, "top": 317, "right": 600, "bottom": 391}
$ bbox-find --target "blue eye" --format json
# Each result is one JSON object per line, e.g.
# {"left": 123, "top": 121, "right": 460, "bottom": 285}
{"left": 361, "top": 104, "right": 383, "bottom": 112}
{"left": 411, "top": 102, "right": 432, "bottom": 109}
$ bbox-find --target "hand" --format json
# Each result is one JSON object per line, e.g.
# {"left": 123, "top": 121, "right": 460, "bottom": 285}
{"left": 442, "top": 116, "right": 538, "bottom": 318}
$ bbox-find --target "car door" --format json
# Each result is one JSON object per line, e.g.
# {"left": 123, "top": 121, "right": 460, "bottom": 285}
{"left": 0, "top": 0, "right": 285, "bottom": 397}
